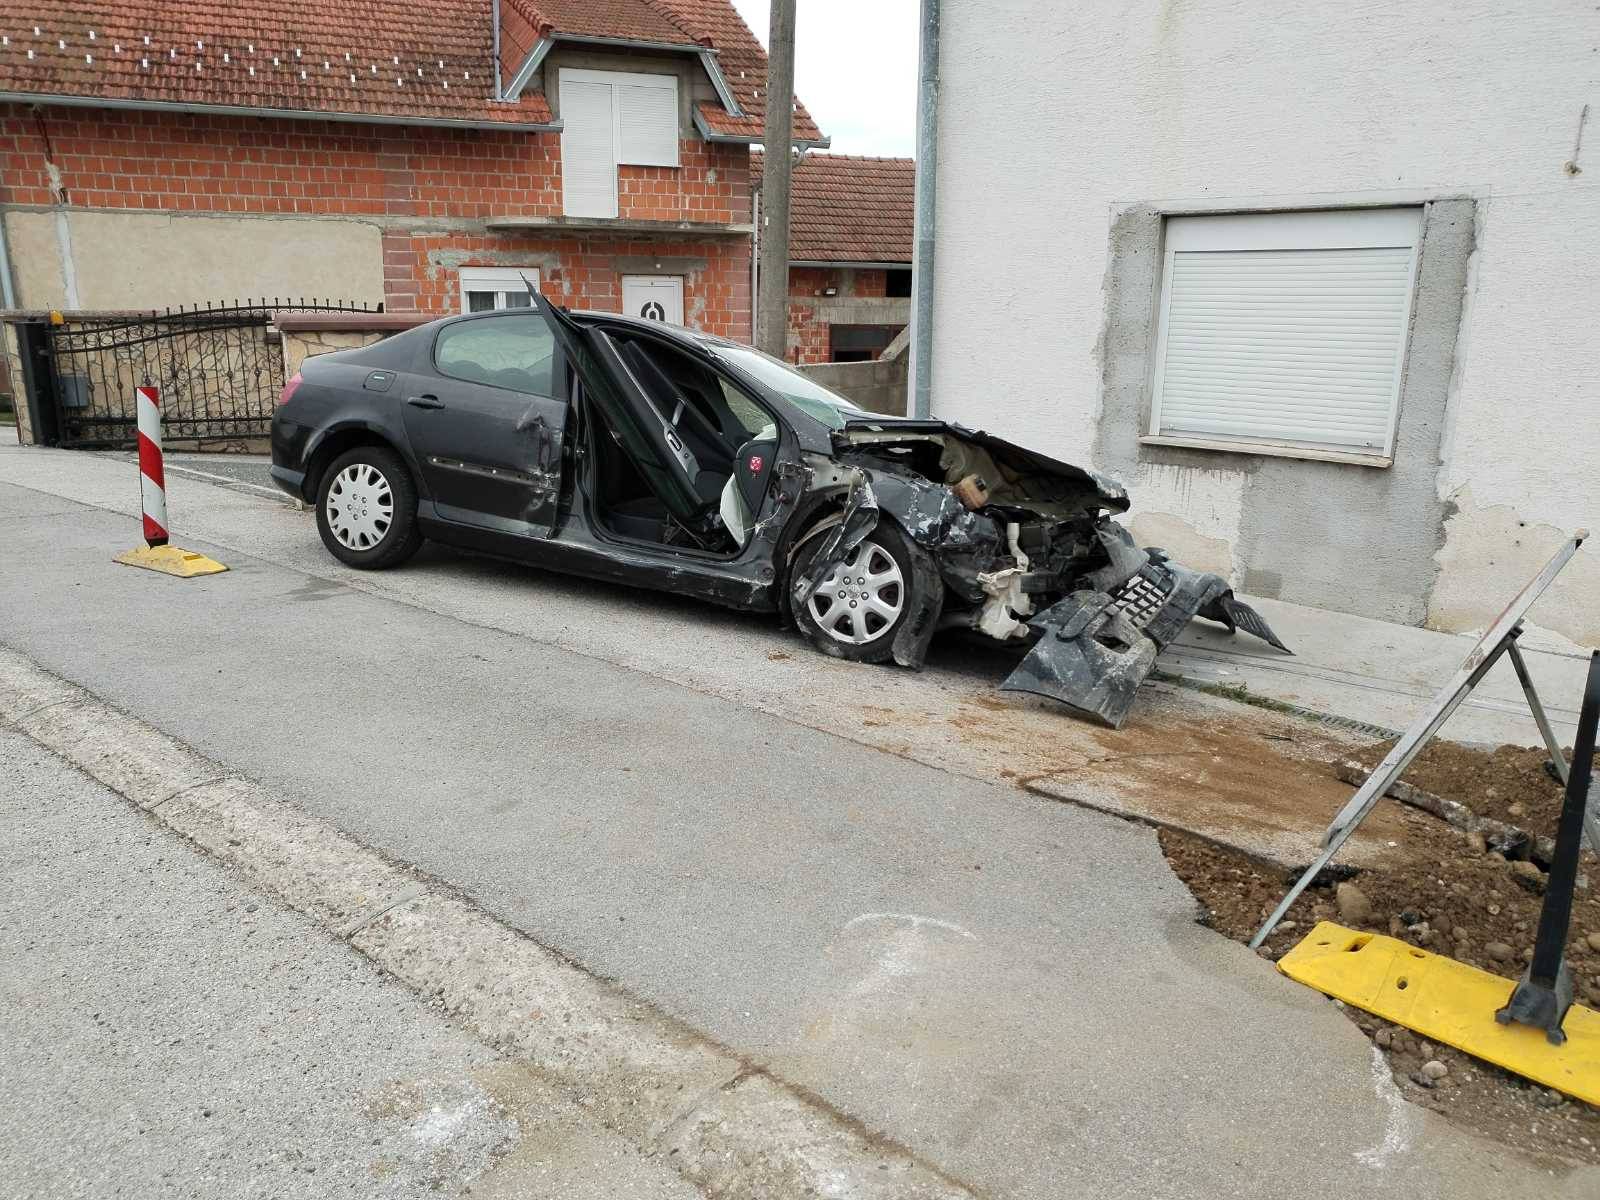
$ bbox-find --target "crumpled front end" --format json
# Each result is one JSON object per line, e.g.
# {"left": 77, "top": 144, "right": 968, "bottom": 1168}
{"left": 799, "top": 421, "right": 1289, "bottom": 725}
{"left": 998, "top": 539, "right": 1284, "bottom": 727}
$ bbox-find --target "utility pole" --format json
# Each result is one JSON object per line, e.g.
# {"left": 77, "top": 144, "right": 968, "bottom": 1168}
{"left": 756, "top": 0, "right": 797, "bottom": 357}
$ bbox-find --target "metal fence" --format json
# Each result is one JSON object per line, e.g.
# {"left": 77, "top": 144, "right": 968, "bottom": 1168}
{"left": 23, "top": 299, "right": 378, "bottom": 449}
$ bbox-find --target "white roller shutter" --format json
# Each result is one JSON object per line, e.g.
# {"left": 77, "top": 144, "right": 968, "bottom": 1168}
{"left": 1149, "top": 208, "right": 1422, "bottom": 458}
{"left": 616, "top": 80, "right": 679, "bottom": 167}
{"left": 560, "top": 79, "right": 617, "bottom": 218}
{"left": 560, "top": 70, "right": 679, "bottom": 218}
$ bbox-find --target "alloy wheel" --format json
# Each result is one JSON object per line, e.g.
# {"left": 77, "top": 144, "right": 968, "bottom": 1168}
{"left": 806, "top": 538, "right": 905, "bottom": 645}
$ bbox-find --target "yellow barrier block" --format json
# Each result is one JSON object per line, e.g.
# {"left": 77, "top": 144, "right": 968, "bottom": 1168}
{"left": 113, "top": 545, "right": 229, "bottom": 578}
{"left": 1278, "top": 921, "right": 1600, "bottom": 1103}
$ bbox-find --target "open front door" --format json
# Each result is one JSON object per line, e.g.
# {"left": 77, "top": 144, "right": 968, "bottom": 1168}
{"left": 535, "top": 295, "right": 710, "bottom": 528}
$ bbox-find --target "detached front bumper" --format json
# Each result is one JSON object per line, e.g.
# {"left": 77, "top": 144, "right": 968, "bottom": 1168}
{"left": 998, "top": 559, "right": 1287, "bottom": 727}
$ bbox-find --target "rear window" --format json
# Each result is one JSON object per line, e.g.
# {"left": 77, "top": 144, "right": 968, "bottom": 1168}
{"left": 435, "top": 313, "right": 558, "bottom": 395}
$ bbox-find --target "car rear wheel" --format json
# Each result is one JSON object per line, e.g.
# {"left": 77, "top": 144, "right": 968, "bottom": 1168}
{"left": 315, "top": 446, "right": 422, "bottom": 570}
{"left": 790, "top": 518, "right": 917, "bottom": 664}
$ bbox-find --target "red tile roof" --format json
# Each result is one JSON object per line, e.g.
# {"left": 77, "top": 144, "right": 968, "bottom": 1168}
{"left": 660, "top": 0, "right": 820, "bottom": 143}
{"left": 518, "top": 0, "right": 706, "bottom": 47}
{"left": 0, "top": 1, "right": 553, "bottom": 126}
{"left": 754, "top": 152, "right": 914, "bottom": 263}
{"left": 0, "top": 1, "right": 821, "bottom": 141}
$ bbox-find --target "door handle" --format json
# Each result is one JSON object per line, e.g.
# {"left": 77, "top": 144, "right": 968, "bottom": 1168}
{"left": 406, "top": 394, "right": 444, "bottom": 410}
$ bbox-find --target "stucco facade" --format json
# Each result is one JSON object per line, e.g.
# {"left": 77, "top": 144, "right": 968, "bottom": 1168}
{"left": 927, "top": 0, "right": 1597, "bottom": 644}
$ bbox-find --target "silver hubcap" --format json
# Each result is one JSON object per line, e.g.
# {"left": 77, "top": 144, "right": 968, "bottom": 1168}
{"left": 807, "top": 539, "right": 904, "bottom": 645}
{"left": 326, "top": 463, "right": 394, "bottom": 551}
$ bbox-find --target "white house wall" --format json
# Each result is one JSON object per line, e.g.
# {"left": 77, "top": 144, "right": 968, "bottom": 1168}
{"left": 929, "top": 0, "right": 1597, "bottom": 643}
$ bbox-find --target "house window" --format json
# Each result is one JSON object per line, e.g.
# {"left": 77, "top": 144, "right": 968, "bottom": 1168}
{"left": 458, "top": 267, "right": 540, "bottom": 313}
{"left": 560, "top": 69, "right": 680, "bottom": 219}
{"left": 1147, "top": 207, "right": 1422, "bottom": 462}
{"left": 884, "top": 269, "right": 912, "bottom": 298}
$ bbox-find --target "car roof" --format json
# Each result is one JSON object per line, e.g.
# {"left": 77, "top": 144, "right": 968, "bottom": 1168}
{"left": 567, "top": 309, "right": 734, "bottom": 350}
{"left": 427, "top": 306, "right": 734, "bottom": 355}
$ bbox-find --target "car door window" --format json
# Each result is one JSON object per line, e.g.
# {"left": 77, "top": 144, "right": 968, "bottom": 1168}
{"left": 717, "top": 380, "right": 773, "bottom": 441}
{"left": 435, "top": 314, "right": 557, "bottom": 396}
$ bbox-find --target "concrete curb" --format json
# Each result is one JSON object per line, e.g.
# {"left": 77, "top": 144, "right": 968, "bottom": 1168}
{"left": 0, "top": 645, "right": 977, "bottom": 1200}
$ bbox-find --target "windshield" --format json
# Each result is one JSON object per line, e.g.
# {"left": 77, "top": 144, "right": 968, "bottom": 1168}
{"left": 708, "top": 343, "right": 871, "bottom": 430}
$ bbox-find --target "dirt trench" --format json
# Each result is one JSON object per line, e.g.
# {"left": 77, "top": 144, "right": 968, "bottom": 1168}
{"left": 1161, "top": 737, "right": 1600, "bottom": 1166}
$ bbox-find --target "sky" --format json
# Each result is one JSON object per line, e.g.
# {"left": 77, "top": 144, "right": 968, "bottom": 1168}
{"left": 729, "top": 0, "right": 919, "bottom": 158}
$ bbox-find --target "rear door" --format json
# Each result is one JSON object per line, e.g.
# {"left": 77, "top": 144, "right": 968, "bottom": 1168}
{"left": 402, "top": 311, "right": 567, "bottom": 537}
{"left": 535, "top": 296, "right": 708, "bottom": 527}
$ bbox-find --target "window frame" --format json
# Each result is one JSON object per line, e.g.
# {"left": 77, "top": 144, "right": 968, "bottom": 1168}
{"left": 458, "top": 266, "right": 541, "bottom": 314}
{"left": 431, "top": 310, "right": 562, "bottom": 398}
{"left": 1144, "top": 207, "right": 1424, "bottom": 467}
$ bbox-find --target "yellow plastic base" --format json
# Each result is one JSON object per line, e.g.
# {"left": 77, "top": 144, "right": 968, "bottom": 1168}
{"left": 1278, "top": 921, "right": 1600, "bottom": 1103}
{"left": 114, "top": 544, "right": 229, "bottom": 578}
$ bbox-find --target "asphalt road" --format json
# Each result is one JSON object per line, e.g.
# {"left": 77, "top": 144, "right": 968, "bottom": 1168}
{"left": 0, "top": 720, "right": 707, "bottom": 1200}
{"left": 0, "top": 726, "right": 514, "bottom": 1199}
{"left": 1, "top": 445, "right": 1593, "bottom": 1198}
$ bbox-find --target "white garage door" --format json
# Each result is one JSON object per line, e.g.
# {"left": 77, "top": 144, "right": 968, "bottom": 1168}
{"left": 621, "top": 275, "right": 684, "bottom": 325}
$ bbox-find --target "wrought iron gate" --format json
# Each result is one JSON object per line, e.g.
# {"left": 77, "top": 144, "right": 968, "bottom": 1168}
{"left": 36, "top": 300, "right": 376, "bottom": 449}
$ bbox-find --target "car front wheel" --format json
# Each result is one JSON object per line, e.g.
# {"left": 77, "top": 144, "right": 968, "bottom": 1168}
{"left": 790, "top": 518, "right": 918, "bottom": 663}
{"left": 315, "top": 445, "right": 423, "bottom": 570}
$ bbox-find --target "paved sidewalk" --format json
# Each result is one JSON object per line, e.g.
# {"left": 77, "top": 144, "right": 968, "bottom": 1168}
{"left": 87, "top": 441, "right": 1595, "bottom": 748}
{"left": 0, "top": 728, "right": 696, "bottom": 1200}
{"left": 1167, "top": 591, "right": 1592, "bottom": 748}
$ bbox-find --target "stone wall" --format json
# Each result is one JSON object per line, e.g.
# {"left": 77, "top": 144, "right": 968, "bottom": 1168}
{"left": 281, "top": 328, "right": 387, "bottom": 378}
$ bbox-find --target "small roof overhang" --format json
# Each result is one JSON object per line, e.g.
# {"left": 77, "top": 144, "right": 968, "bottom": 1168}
{"left": 0, "top": 90, "right": 561, "bottom": 133}
{"left": 504, "top": 35, "right": 742, "bottom": 121}
{"left": 789, "top": 259, "right": 913, "bottom": 271}
{"left": 692, "top": 106, "right": 830, "bottom": 150}
{"left": 483, "top": 215, "right": 753, "bottom": 238}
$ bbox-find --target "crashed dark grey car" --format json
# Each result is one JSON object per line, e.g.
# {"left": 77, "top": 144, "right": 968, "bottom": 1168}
{"left": 271, "top": 295, "right": 1287, "bottom": 727}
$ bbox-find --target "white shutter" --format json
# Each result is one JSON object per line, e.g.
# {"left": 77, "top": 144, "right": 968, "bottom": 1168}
{"left": 617, "top": 80, "right": 679, "bottom": 167}
{"left": 1150, "top": 208, "right": 1422, "bottom": 457}
{"left": 560, "top": 79, "right": 617, "bottom": 218}
{"left": 458, "top": 266, "right": 540, "bottom": 312}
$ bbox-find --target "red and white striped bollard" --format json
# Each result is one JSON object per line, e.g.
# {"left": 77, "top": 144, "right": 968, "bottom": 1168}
{"left": 113, "top": 382, "right": 227, "bottom": 577}
{"left": 135, "top": 383, "right": 169, "bottom": 547}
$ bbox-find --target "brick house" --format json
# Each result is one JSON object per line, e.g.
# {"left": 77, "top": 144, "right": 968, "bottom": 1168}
{"left": 753, "top": 151, "right": 913, "bottom": 364}
{"left": 0, "top": 0, "right": 824, "bottom": 345}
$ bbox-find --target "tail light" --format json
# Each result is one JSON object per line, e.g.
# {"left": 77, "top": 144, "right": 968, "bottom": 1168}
{"left": 277, "top": 371, "right": 303, "bottom": 406}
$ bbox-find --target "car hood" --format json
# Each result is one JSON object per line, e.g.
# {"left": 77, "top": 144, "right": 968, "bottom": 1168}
{"left": 834, "top": 415, "right": 1131, "bottom": 515}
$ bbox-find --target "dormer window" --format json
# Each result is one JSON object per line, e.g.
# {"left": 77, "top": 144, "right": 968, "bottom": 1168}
{"left": 560, "top": 69, "right": 680, "bottom": 219}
